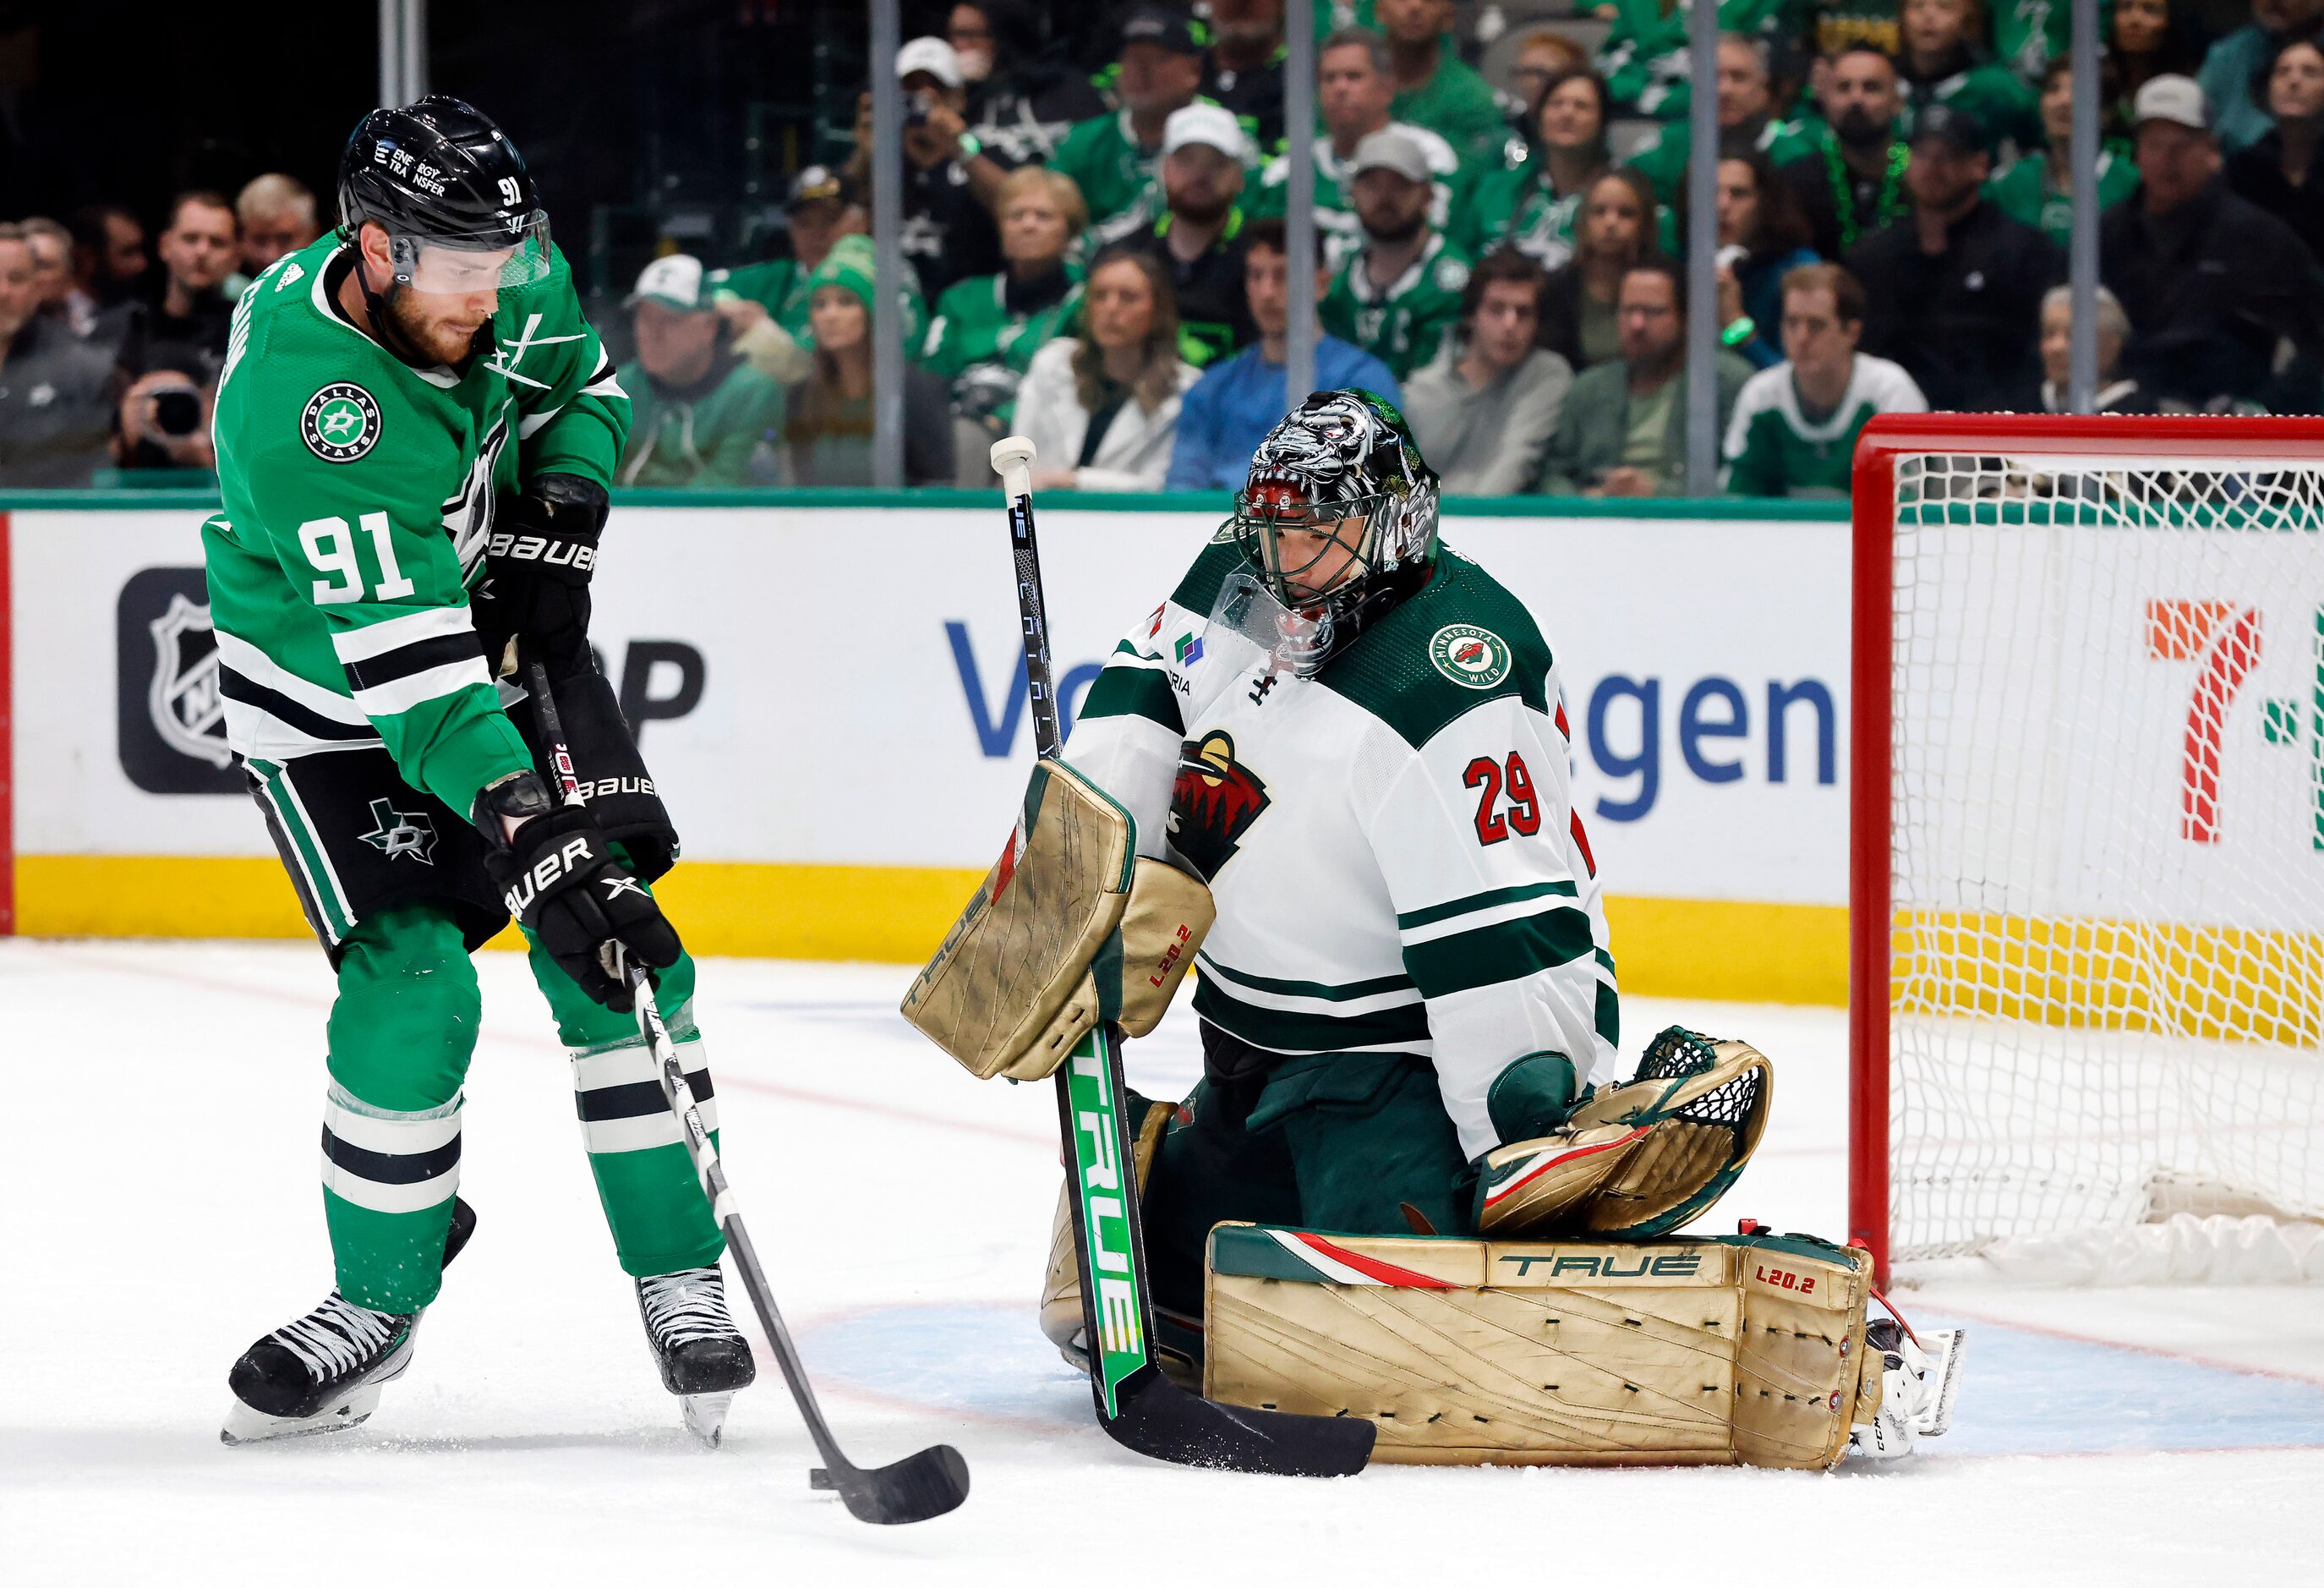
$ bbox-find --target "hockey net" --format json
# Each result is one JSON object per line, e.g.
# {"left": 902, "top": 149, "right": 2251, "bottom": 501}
{"left": 1851, "top": 416, "right": 2324, "bottom": 1284}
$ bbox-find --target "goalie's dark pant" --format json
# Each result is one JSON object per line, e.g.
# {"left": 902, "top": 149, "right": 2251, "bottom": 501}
{"left": 247, "top": 750, "right": 725, "bottom": 1315}
{"left": 1136, "top": 1022, "right": 1472, "bottom": 1326}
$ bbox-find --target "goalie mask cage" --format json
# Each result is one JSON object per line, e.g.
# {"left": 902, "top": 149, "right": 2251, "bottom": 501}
{"left": 1851, "top": 415, "right": 2324, "bottom": 1284}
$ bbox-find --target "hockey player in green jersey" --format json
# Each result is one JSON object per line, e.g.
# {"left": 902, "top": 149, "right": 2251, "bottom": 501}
{"left": 209, "top": 97, "right": 754, "bottom": 1446}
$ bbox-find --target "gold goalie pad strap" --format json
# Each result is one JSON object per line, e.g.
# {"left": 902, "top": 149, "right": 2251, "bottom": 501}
{"left": 900, "top": 759, "right": 1213, "bottom": 1081}
{"left": 1476, "top": 1034, "right": 1774, "bottom": 1238}
{"left": 1203, "top": 1224, "right": 1880, "bottom": 1470}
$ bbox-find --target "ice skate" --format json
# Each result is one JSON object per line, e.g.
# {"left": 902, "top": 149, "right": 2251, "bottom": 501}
{"left": 1847, "top": 1317, "right": 1966, "bottom": 1460}
{"left": 636, "top": 1265, "right": 756, "bottom": 1447}
{"left": 221, "top": 1197, "right": 477, "bottom": 1446}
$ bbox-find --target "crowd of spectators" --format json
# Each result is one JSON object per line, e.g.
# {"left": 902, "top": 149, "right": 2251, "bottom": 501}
{"left": 11, "top": 0, "right": 2324, "bottom": 496}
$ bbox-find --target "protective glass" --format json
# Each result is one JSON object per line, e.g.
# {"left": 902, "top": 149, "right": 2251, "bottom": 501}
{"left": 390, "top": 211, "right": 553, "bottom": 293}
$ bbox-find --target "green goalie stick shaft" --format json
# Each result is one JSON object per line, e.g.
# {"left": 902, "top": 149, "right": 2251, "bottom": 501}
{"left": 987, "top": 438, "right": 1374, "bottom": 1475}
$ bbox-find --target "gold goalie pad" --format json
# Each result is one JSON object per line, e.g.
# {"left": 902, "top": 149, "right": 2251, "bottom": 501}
{"left": 1204, "top": 1224, "right": 1881, "bottom": 1469}
{"left": 900, "top": 758, "right": 1213, "bottom": 1081}
{"left": 1476, "top": 1029, "right": 1774, "bottom": 1239}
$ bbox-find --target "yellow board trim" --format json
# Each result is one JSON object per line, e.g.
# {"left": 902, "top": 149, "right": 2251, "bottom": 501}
{"left": 8, "top": 855, "right": 1853, "bottom": 1006}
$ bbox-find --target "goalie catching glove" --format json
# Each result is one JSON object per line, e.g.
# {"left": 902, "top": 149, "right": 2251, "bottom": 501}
{"left": 474, "top": 769, "right": 681, "bottom": 1012}
{"left": 1473, "top": 1027, "right": 1773, "bottom": 1238}
{"left": 901, "top": 759, "right": 1211, "bottom": 1080}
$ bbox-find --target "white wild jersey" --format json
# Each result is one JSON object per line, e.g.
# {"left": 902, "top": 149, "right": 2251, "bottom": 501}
{"left": 1064, "top": 535, "right": 1618, "bottom": 1159}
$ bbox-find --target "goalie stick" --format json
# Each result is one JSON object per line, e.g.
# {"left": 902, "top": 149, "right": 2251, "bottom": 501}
{"left": 525, "top": 656, "right": 971, "bottom": 1525}
{"left": 987, "top": 436, "right": 1376, "bottom": 1478}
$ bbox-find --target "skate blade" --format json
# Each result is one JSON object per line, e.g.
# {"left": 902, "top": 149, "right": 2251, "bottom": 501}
{"left": 681, "top": 1392, "right": 735, "bottom": 1448}
{"left": 221, "top": 1383, "right": 383, "bottom": 1446}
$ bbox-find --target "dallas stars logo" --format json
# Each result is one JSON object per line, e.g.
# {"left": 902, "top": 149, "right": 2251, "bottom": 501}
{"left": 302, "top": 382, "right": 381, "bottom": 463}
{"left": 358, "top": 797, "right": 438, "bottom": 864}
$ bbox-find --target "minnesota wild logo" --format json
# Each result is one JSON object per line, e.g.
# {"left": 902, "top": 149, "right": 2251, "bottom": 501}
{"left": 1167, "top": 731, "right": 1270, "bottom": 880}
{"left": 1429, "top": 623, "right": 1512, "bottom": 690}
{"left": 302, "top": 382, "right": 381, "bottom": 463}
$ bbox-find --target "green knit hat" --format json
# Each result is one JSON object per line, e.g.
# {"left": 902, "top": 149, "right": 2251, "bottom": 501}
{"left": 806, "top": 234, "right": 878, "bottom": 312}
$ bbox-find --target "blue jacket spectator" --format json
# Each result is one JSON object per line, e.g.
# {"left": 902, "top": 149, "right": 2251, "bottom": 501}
{"left": 1164, "top": 216, "right": 1400, "bottom": 490}
{"left": 2197, "top": 0, "right": 2324, "bottom": 152}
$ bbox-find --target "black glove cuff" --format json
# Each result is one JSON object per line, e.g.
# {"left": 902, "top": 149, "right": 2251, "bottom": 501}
{"left": 472, "top": 769, "right": 558, "bottom": 851}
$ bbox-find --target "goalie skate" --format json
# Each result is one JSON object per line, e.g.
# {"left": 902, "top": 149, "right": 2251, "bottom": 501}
{"left": 221, "top": 1197, "right": 477, "bottom": 1446}
{"left": 1846, "top": 1317, "right": 1966, "bottom": 1460}
{"left": 636, "top": 1266, "right": 756, "bottom": 1448}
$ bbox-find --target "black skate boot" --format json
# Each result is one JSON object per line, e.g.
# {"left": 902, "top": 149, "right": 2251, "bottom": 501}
{"left": 221, "top": 1196, "right": 477, "bottom": 1446}
{"left": 636, "top": 1265, "right": 756, "bottom": 1448}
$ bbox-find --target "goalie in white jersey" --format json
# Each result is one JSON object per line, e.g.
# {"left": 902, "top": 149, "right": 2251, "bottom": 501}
{"left": 1054, "top": 390, "right": 1626, "bottom": 1330}
{"left": 910, "top": 391, "right": 1961, "bottom": 1465}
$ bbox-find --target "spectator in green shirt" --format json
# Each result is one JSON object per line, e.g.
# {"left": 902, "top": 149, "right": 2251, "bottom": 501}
{"left": 1627, "top": 34, "right": 1819, "bottom": 204}
{"left": 1454, "top": 66, "right": 1615, "bottom": 269}
{"left": 1378, "top": 0, "right": 1509, "bottom": 164}
{"left": 1048, "top": 7, "right": 1211, "bottom": 244}
{"left": 924, "top": 167, "right": 1088, "bottom": 447}
{"left": 1599, "top": 0, "right": 1804, "bottom": 121}
{"left": 1322, "top": 128, "right": 1474, "bottom": 377}
{"left": 1986, "top": 55, "right": 2141, "bottom": 248}
{"left": 617, "top": 255, "right": 788, "bottom": 489}
{"left": 1724, "top": 262, "right": 1926, "bottom": 496}
{"left": 708, "top": 167, "right": 864, "bottom": 386}
{"left": 1898, "top": 0, "right": 2042, "bottom": 153}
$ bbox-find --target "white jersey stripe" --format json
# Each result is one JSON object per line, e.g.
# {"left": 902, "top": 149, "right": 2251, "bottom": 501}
{"left": 331, "top": 604, "right": 480, "bottom": 665}
{"left": 350, "top": 656, "right": 494, "bottom": 718}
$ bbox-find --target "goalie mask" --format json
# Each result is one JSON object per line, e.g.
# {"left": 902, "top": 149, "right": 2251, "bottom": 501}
{"left": 1229, "top": 390, "right": 1441, "bottom": 669}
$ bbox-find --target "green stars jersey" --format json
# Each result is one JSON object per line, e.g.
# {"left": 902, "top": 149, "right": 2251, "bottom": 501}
{"left": 1064, "top": 535, "right": 1618, "bottom": 1160}
{"left": 707, "top": 257, "right": 815, "bottom": 342}
{"left": 1626, "top": 117, "right": 1818, "bottom": 205}
{"left": 1049, "top": 110, "right": 1168, "bottom": 244}
{"left": 1452, "top": 151, "right": 1590, "bottom": 270}
{"left": 1985, "top": 146, "right": 2138, "bottom": 248}
{"left": 1322, "top": 234, "right": 1471, "bottom": 380}
{"left": 205, "top": 234, "right": 629, "bottom": 819}
{"left": 1388, "top": 54, "right": 1507, "bottom": 168}
{"left": 921, "top": 270, "right": 1086, "bottom": 427}
{"left": 1721, "top": 353, "right": 1925, "bottom": 496}
{"left": 1598, "top": 0, "right": 1807, "bottom": 119}
{"left": 1248, "top": 123, "right": 1465, "bottom": 270}
{"left": 1905, "top": 61, "right": 2042, "bottom": 152}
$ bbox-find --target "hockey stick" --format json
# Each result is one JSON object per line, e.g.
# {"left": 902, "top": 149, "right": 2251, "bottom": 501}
{"left": 988, "top": 437, "right": 1375, "bottom": 1477}
{"left": 524, "top": 655, "right": 971, "bottom": 1525}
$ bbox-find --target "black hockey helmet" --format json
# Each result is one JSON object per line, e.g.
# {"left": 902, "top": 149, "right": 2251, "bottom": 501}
{"left": 338, "top": 95, "right": 552, "bottom": 294}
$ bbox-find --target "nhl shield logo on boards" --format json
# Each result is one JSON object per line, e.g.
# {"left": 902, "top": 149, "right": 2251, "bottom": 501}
{"left": 1429, "top": 623, "right": 1512, "bottom": 690}
{"left": 302, "top": 383, "right": 381, "bottom": 463}
{"left": 147, "top": 592, "right": 233, "bottom": 769}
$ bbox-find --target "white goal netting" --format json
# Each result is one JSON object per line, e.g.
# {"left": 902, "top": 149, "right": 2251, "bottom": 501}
{"left": 1885, "top": 446, "right": 2324, "bottom": 1279}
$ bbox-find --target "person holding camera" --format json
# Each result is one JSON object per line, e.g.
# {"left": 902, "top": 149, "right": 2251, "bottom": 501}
{"left": 112, "top": 189, "right": 238, "bottom": 471}
{"left": 848, "top": 36, "right": 1006, "bottom": 302}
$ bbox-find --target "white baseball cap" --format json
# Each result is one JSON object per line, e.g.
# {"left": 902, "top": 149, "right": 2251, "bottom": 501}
{"left": 1163, "top": 102, "right": 1248, "bottom": 162}
{"left": 2133, "top": 74, "right": 2210, "bottom": 132}
{"left": 896, "top": 36, "right": 964, "bottom": 89}
{"left": 627, "top": 254, "right": 707, "bottom": 311}
{"left": 1352, "top": 128, "right": 1431, "bottom": 184}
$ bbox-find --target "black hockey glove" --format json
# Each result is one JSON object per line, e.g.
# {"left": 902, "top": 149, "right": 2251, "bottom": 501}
{"left": 473, "top": 474, "right": 607, "bottom": 676}
{"left": 474, "top": 769, "right": 681, "bottom": 1012}
{"left": 509, "top": 662, "right": 680, "bottom": 883}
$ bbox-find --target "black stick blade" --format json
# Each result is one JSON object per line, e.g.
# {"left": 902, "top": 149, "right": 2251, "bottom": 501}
{"left": 1104, "top": 1366, "right": 1375, "bottom": 1478}
{"left": 810, "top": 1443, "right": 971, "bottom": 1525}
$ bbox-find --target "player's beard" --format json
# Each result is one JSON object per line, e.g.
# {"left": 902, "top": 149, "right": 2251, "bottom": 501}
{"left": 384, "top": 290, "right": 488, "bottom": 367}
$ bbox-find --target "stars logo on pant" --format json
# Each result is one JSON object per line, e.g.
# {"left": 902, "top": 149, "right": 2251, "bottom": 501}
{"left": 358, "top": 798, "right": 439, "bottom": 865}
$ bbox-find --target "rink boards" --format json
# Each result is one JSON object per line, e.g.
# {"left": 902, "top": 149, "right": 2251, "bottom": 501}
{"left": 0, "top": 494, "right": 1854, "bottom": 1002}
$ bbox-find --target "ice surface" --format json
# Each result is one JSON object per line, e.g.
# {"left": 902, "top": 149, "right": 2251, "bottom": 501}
{"left": 2, "top": 940, "right": 2318, "bottom": 1585}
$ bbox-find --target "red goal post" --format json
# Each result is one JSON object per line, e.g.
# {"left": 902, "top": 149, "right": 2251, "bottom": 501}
{"left": 1849, "top": 414, "right": 2324, "bottom": 1284}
